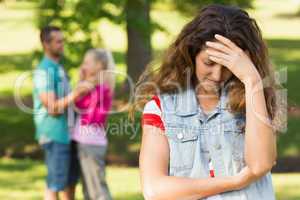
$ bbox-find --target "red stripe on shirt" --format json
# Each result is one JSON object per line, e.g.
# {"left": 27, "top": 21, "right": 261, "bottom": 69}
{"left": 142, "top": 113, "right": 165, "bottom": 131}
{"left": 152, "top": 95, "right": 161, "bottom": 111}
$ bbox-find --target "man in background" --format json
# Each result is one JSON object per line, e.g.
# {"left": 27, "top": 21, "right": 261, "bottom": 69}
{"left": 33, "top": 26, "right": 88, "bottom": 200}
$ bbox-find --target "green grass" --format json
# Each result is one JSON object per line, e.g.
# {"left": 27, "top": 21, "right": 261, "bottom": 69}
{"left": 0, "top": 158, "right": 299, "bottom": 200}
{"left": 0, "top": 106, "right": 142, "bottom": 164}
{"left": 0, "top": 2, "right": 39, "bottom": 53}
{"left": 249, "top": 0, "right": 300, "bottom": 39}
{"left": 0, "top": 158, "right": 143, "bottom": 200}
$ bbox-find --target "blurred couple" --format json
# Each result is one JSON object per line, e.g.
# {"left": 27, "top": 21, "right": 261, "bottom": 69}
{"left": 32, "top": 25, "right": 115, "bottom": 200}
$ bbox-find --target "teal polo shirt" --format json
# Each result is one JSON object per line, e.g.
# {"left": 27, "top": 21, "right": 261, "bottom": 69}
{"left": 33, "top": 56, "right": 71, "bottom": 144}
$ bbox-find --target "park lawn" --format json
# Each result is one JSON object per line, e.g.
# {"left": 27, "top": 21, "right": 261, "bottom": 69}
{"left": 0, "top": 158, "right": 143, "bottom": 200}
{"left": 0, "top": 158, "right": 299, "bottom": 200}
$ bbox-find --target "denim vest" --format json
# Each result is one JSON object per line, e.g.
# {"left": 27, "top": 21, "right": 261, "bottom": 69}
{"left": 158, "top": 86, "right": 275, "bottom": 200}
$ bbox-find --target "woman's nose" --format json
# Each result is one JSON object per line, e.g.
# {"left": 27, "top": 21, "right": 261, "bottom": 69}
{"left": 211, "top": 64, "right": 222, "bottom": 81}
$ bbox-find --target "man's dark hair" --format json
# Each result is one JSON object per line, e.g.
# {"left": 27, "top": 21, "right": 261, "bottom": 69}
{"left": 40, "top": 26, "right": 61, "bottom": 43}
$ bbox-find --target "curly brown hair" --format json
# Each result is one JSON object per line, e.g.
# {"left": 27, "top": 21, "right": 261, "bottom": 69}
{"left": 130, "top": 4, "right": 277, "bottom": 121}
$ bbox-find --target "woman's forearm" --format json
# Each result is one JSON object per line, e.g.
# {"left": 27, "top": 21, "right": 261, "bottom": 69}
{"left": 244, "top": 78, "right": 277, "bottom": 177}
{"left": 52, "top": 81, "right": 93, "bottom": 114}
{"left": 143, "top": 174, "right": 239, "bottom": 200}
{"left": 52, "top": 91, "right": 79, "bottom": 114}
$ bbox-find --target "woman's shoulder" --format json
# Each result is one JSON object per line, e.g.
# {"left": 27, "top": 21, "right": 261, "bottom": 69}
{"left": 142, "top": 95, "right": 165, "bottom": 131}
{"left": 143, "top": 95, "right": 162, "bottom": 112}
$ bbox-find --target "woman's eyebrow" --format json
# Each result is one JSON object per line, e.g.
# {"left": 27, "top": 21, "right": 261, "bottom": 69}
{"left": 204, "top": 58, "right": 214, "bottom": 64}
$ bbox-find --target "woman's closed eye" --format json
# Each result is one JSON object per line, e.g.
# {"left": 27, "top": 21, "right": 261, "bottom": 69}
{"left": 204, "top": 60, "right": 215, "bottom": 66}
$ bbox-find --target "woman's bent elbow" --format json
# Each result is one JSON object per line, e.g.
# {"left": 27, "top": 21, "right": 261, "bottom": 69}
{"left": 142, "top": 181, "right": 162, "bottom": 200}
{"left": 250, "top": 163, "right": 274, "bottom": 178}
{"left": 143, "top": 187, "right": 161, "bottom": 200}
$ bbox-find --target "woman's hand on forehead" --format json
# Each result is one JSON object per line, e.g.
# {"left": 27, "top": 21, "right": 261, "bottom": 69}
{"left": 205, "top": 34, "right": 261, "bottom": 85}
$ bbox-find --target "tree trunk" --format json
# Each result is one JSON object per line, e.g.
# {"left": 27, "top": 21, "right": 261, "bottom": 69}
{"left": 125, "top": 0, "right": 152, "bottom": 86}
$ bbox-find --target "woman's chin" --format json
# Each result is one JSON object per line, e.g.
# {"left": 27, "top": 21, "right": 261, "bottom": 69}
{"left": 203, "top": 82, "right": 220, "bottom": 91}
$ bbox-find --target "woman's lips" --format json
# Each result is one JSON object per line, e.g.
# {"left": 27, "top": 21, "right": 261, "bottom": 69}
{"left": 206, "top": 79, "right": 221, "bottom": 85}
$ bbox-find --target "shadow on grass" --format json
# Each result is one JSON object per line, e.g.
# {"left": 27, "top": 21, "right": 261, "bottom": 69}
{"left": 114, "top": 193, "right": 143, "bottom": 200}
{"left": 0, "top": 106, "right": 38, "bottom": 158}
{"left": 0, "top": 106, "right": 142, "bottom": 165}
{"left": 0, "top": 175, "right": 44, "bottom": 190}
{"left": 0, "top": 52, "right": 36, "bottom": 73}
{"left": 275, "top": 12, "right": 300, "bottom": 19}
{"left": 0, "top": 160, "right": 34, "bottom": 171}
{"left": 0, "top": 159, "right": 44, "bottom": 191}
{"left": 266, "top": 38, "right": 300, "bottom": 106}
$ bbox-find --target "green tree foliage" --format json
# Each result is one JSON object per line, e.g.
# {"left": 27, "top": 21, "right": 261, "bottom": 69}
{"left": 36, "top": 0, "right": 253, "bottom": 77}
{"left": 37, "top": 0, "right": 124, "bottom": 67}
{"left": 171, "top": 0, "right": 253, "bottom": 16}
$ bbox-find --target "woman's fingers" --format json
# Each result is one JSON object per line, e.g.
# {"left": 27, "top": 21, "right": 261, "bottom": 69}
{"left": 206, "top": 41, "right": 233, "bottom": 55}
{"left": 206, "top": 49, "right": 231, "bottom": 61}
{"left": 206, "top": 49, "right": 233, "bottom": 71}
{"left": 215, "top": 34, "right": 241, "bottom": 52}
{"left": 208, "top": 55, "right": 230, "bottom": 68}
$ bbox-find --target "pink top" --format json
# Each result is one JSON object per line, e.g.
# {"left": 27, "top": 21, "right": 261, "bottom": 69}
{"left": 71, "top": 84, "right": 113, "bottom": 146}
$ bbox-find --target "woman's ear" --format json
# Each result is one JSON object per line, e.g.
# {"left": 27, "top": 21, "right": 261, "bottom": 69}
{"left": 245, "top": 50, "right": 250, "bottom": 57}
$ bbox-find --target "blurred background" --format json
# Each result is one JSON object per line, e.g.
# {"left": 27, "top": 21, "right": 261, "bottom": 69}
{"left": 0, "top": 0, "right": 300, "bottom": 199}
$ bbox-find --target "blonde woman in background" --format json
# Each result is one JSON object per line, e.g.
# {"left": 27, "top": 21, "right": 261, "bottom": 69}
{"left": 71, "top": 49, "right": 115, "bottom": 200}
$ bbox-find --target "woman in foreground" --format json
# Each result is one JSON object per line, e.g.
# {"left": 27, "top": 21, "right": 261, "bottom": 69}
{"left": 132, "top": 4, "right": 279, "bottom": 200}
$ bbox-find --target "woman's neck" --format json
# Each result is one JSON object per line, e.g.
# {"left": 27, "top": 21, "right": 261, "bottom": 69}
{"left": 196, "top": 86, "right": 220, "bottom": 113}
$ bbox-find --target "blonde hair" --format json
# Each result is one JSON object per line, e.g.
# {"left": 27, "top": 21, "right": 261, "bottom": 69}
{"left": 86, "top": 48, "right": 116, "bottom": 91}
